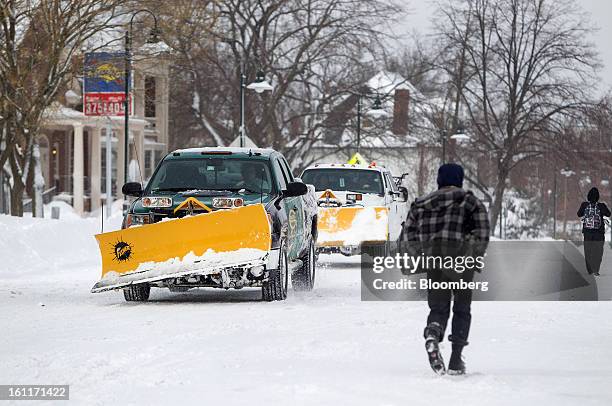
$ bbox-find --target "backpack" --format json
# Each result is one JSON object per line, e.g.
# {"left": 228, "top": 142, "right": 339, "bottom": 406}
{"left": 583, "top": 203, "right": 602, "bottom": 230}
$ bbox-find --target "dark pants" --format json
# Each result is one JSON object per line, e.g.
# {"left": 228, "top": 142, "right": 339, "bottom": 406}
{"left": 425, "top": 269, "right": 473, "bottom": 346}
{"left": 584, "top": 232, "right": 605, "bottom": 274}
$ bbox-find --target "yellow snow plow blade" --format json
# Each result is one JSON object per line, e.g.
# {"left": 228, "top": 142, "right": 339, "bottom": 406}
{"left": 92, "top": 204, "right": 271, "bottom": 292}
{"left": 317, "top": 206, "right": 388, "bottom": 247}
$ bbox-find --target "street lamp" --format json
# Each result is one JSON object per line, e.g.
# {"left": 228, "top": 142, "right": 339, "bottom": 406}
{"left": 441, "top": 126, "right": 470, "bottom": 163}
{"left": 123, "top": 9, "right": 162, "bottom": 213}
{"left": 560, "top": 168, "right": 575, "bottom": 239}
{"left": 239, "top": 69, "right": 274, "bottom": 147}
{"left": 355, "top": 93, "right": 388, "bottom": 153}
{"left": 246, "top": 71, "right": 274, "bottom": 93}
{"left": 450, "top": 127, "right": 471, "bottom": 142}
{"left": 366, "top": 96, "right": 388, "bottom": 119}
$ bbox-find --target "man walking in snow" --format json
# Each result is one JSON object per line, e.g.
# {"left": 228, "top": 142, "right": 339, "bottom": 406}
{"left": 404, "top": 163, "right": 490, "bottom": 375}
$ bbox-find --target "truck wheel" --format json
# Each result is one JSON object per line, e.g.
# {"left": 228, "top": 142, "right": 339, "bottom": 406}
{"left": 292, "top": 240, "right": 316, "bottom": 291}
{"left": 123, "top": 283, "right": 150, "bottom": 302}
{"left": 262, "top": 246, "right": 288, "bottom": 301}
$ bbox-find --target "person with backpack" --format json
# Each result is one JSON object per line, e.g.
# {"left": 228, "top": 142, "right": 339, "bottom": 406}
{"left": 577, "top": 187, "right": 611, "bottom": 276}
{"left": 404, "top": 163, "right": 490, "bottom": 376}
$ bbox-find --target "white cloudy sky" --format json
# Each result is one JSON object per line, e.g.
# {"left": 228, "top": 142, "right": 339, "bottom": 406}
{"left": 398, "top": 0, "right": 612, "bottom": 92}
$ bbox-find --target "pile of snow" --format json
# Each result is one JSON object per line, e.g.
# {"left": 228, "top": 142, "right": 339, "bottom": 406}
{"left": 0, "top": 201, "right": 124, "bottom": 277}
{"left": 498, "top": 190, "right": 550, "bottom": 240}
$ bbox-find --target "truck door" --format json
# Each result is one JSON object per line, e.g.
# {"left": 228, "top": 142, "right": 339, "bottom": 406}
{"left": 384, "top": 172, "right": 401, "bottom": 241}
{"left": 273, "top": 157, "right": 303, "bottom": 260}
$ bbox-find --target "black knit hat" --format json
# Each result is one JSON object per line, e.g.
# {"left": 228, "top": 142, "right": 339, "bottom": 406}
{"left": 437, "top": 163, "right": 464, "bottom": 189}
{"left": 587, "top": 187, "right": 599, "bottom": 203}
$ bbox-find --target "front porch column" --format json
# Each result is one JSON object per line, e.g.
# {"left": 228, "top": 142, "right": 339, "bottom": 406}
{"left": 134, "top": 130, "right": 144, "bottom": 182}
{"left": 72, "top": 123, "right": 84, "bottom": 215}
{"left": 90, "top": 126, "right": 101, "bottom": 212}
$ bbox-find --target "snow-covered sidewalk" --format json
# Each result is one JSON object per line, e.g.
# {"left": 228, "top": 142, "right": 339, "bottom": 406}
{"left": 1, "top": 212, "right": 612, "bottom": 405}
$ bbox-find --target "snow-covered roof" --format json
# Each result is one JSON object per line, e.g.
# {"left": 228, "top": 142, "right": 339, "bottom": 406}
{"left": 367, "top": 70, "right": 424, "bottom": 101}
{"left": 44, "top": 102, "right": 84, "bottom": 119}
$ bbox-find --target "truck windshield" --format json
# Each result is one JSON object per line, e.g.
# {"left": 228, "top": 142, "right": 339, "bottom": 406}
{"left": 302, "top": 169, "right": 384, "bottom": 195}
{"left": 148, "top": 158, "right": 273, "bottom": 194}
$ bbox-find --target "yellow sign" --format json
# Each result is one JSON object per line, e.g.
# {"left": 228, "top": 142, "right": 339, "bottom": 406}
{"left": 173, "top": 197, "right": 212, "bottom": 215}
{"left": 348, "top": 153, "right": 367, "bottom": 165}
{"left": 319, "top": 189, "right": 338, "bottom": 200}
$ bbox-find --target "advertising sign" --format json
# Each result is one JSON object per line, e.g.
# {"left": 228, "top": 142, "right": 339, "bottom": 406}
{"left": 83, "top": 52, "right": 130, "bottom": 116}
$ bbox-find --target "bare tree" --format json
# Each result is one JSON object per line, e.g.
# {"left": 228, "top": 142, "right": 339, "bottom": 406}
{"left": 0, "top": 0, "right": 127, "bottom": 216}
{"left": 432, "top": 0, "right": 599, "bottom": 232}
{"left": 155, "top": 0, "right": 403, "bottom": 168}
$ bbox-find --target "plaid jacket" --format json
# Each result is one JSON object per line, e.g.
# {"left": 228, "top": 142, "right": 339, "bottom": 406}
{"left": 404, "top": 187, "right": 490, "bottom": 257}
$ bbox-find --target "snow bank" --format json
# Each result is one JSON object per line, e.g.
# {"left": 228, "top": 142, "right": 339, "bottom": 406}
{"left": 0, "top": 214, "right": 99, "bottom": 276}
{"left": 0, "top": 201, "right": 124, "bottom": 277}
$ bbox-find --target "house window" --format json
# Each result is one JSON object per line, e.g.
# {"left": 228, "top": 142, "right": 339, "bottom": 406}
{"left": 144, "top": 150, "right": 153, "bottom": 179}
{"left": 145, "top": 76, "right": 156, "bottom": 118}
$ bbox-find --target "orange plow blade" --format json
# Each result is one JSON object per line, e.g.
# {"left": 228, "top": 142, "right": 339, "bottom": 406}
{"left": 92, "top": 204, "right": 271, "bottom": 292}
{"left": 316, "top": 206, "right": 388, "bottom": 247}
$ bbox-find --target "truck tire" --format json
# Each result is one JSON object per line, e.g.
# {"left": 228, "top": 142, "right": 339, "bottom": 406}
{"left": 292, "top": 240, "right": 316, "bottom": 291}
{"left": 123, "top": 283, "right": 150, "bottom": 302}
{"left": 262, "top": 246, "right": 288, "bottom": 301}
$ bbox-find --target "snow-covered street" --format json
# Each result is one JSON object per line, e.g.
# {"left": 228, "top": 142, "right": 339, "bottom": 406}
{"left": 1, "top": 211, "right": 612, "bottom": 405}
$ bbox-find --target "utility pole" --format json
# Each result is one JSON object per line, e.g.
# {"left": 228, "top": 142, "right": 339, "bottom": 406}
{"left": 239, "top": 71, "right": 246, "bottom": 147}
{"left": 563, "top": 175, "right": 568, "bottom": 238}
{"left": 560, "top": 169, "right": 575, "bottom": 239}
{"left": 441, "top": 130, "right": 446, "bottom": 164}
{"left": 553, "top": 171, "right": 557, "bottom": 239}
{"left": 123, "top": 9, "right": 160, "bottom": 214}
{"left": 356, "top": 95, "right": 362, "bottom": 153}
{"left": 123, "top": 31, "right": 131, "bottom": 214}
{"left": 105, "top": 121, "right": 113, "bottom": 218}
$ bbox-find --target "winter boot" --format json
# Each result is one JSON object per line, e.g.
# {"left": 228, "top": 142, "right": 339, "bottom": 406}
{"left": 424, "top": 322, "right": 446, "bottom": 375}
{"left": 447, "top": 344, "right": 466, "bottom": 375}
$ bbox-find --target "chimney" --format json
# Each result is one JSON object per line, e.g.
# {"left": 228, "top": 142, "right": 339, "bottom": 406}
{"left": 392, "top": 88, "right": 410, "bottom": 135}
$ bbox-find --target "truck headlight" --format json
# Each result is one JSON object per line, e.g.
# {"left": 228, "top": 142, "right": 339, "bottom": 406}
{"left": 142, "top": 197, "right": 173, "bottom": 208}
{"left": 126, "top": 214, "right": 152, "bottom": 227}
{"left": 213, "top": 197, "right": 244, "bottom": 208}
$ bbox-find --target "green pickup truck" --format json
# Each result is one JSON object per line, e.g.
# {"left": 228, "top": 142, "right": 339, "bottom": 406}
{"left": 111, "top": 147, "right": 318, "bottom": 302}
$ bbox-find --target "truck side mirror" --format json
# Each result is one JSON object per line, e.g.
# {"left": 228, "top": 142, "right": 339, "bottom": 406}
{"left": 122, "top": 182, "right": 143, "bottom": 197}
{"left": 398, "top": 186, "right": 409, "bottom": 202}
{"left": 283, "top": 181, "right": 308, "bottom": 197}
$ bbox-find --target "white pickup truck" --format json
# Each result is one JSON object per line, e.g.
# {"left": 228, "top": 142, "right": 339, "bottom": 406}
{"left": 301, "top": 163, "right": 409, "bottom": 256}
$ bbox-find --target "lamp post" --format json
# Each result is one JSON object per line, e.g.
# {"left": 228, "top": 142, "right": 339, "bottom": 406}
{"left": 354, "top": 94, "right": 388, "bottom": 153}
{"left": 123, "top": 9, "right": 161, "bottom": 213}
{"left": 238, "top": 69, "right": 273, "bottom": 147}
{"left": 560, "top": 168, "right": 575, "bottom": 239}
